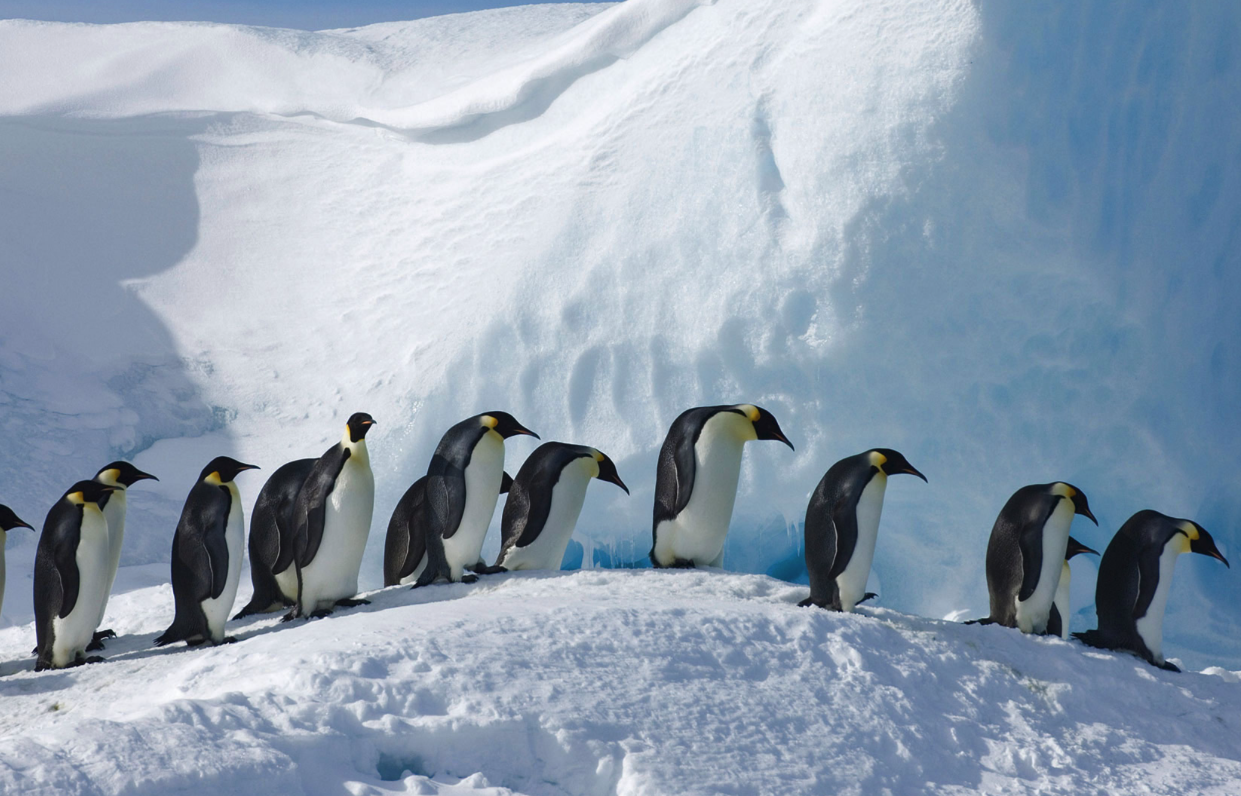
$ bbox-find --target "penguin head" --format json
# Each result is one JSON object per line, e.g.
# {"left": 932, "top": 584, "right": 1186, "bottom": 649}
{"left": 590, "top": 449, "right": 630, "bottom": 494}
{"left": 64, "top": 480, "right": 117, "bottom": 507}
{"left": 0, "top": 505, "right": 33, "bottom": 532}
{"left": 94, "top": 461, "right": 159, "bottom": 488}
{"left": 346, "top": 412, "right": 376, "bottom": 443}
{"left": 1180, "top": 521, "right": 1230, "bottom": 568}
{"left": 1052, "top": 483, "right": 1097, "bottom": 525}
{"left": 1065, "top": 536, "right": 1099, "bottom": 560}
{"left": 199, "top": 456, "right": 260, "bottom": 484}
{"left": 479, "top": 412, "right": 539, "bottom": 440}
{"left": 869, "top": 449, "right": 927, "bottom": 481}
{"left": 737, "top": 405, "right": 794, "bottom": 450}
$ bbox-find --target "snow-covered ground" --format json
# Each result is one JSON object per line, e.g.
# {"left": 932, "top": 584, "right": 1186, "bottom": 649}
{"left": 2, "top": 570, "right": 1241, "bottom": 795}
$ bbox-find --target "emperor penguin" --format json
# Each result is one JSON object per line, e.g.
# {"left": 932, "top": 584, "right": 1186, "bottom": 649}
{"left": 0, "top": 504, "right": 34, "bottom": 618}
{"left": 412, "top": 412, "right": 538, "bottom": 587}
{"left": 978, "top": 482, "right": 1097, "bottom": 634}
{"left": 90, "top": 461, "right": 158, "bottom": 648}
{"left": 34, "top": 481, "right": 117, "bottom": 670}
{"left": 798, "top": 449, "right": 926, "bottom": 612}
{"left": 1045, "top": 536, "right": 1098, "bottom": 640}
{"left": 1075, "top": 510, "right": 1229, "bottom": 671}
{"left": 234, "top": 458, "right": 315, "bottom": 618}
{"left": 650, "top": 404, "right": 793, "bottom": 569}
{"left": 289, "top": 413, "right": 376, "bottom": 618}
{"left": 155, "top": 457, "right": 259, "bottom": 647}
{"left": 493, "top": 443, "right": 629, "bottom": 572}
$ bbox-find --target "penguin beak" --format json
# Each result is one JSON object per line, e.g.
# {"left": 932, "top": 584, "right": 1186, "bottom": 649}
{"left": 1191, "top": 535, "right": 1230, "bottom": 568}
{"left": 903, "top": 466, "right": 928, "bottom": 482}
{"left": 1078, "top": 506, "right": 1098, "bottom": 526}
{"left": 766, "top": 431, "right": 794, "bottom": 451}
{"left": 238, "top": 463, "right": 261, "bottom": 473}
{"left": 15, "top": 520, "right": 33, "bottom": 531}
{"left": 133, "top": 469, "right": 159, "bottom": 483}
{"left": 1066, "top": 538, "right": 1099, "bottom": 558}
{"left": 514, "top": 425, "right": 539, "bottom": 439}
{"left": 603, "top": 472, "right": 630, "bottom": 495}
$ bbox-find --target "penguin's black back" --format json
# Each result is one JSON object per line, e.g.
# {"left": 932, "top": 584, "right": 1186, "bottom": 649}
{"left": 33, "top": 498, "right": 86, "bottom": 662}
{"left": 293, "top": 442, "right": 352, "bottom": 567}
{"left": 983, "top": 484, "right": 1063, "bottom": 626}
{"left": 651, "top": 406, "right": 745, "bottom": 553}
{"left": 384, "top": 476, "right": 429, "bottom": 586}
{"left": 499, "top": 443, "right": 595, "bottom": 562}
{"left": 802, "top": 452, "right": 881, "bottom": 607}
{"left": 426, "top": 418, "right": 493, "bottom": 541}
{"left": 236, "top": 458, "right": 314, "bottom": 618}
{"left": 1080, "top": 510, "right": 1177, "bottom": 655}
{"left": 156, "top": 480, "right": 234, "bottom": 645}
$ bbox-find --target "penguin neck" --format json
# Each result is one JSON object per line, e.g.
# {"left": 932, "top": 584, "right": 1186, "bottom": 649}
{"left": 342, "top": 433, "right": 370, "bottom": 467}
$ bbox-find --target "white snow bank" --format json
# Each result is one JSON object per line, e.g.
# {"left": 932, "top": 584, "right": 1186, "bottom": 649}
{"left": 0, "top": 571, "right": 1239, "bottom": 795}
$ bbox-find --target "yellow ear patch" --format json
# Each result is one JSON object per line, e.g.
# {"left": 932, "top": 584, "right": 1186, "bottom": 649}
{"left": 1179, "top": 521, "right": 1200, "bottom": 541}
{"left": 205, "top": 471, "right": 223, "bottom": 486}
{"left": 67, "top": 492, "right": 85, "bottom": 505}
{"left": 481, "top": 415, "right": 498, "bottom": 429}
{"left": 871, "top": 451, "right": 888, "bottom": 467}
{"left": 104, "top": 469, "right": 121, "bottom": 484}
{"left": 1051, "top": 483, "right": 1076, "bottom": 498}
{"left": 592, "top": 450, "right": 605, "bottom": 462}
{"left": 742, "top": 405, "right": 760, "bottom": 422}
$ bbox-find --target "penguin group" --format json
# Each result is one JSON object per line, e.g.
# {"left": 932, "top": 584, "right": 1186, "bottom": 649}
{"left": 0, "top": 402, "right": 1229, "bottom": 674}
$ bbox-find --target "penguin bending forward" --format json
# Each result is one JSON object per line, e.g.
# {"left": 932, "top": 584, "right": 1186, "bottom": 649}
{"left": 34, "top": 481, "right": 117, "bottom": 670}
{"left": 1045, "top": 536, "right": 1098, "bottom": 640}
{"left": 493, "top": 443, "right": 628, "bottom": 572}
{"left": 799, "top": 449, "right": 926, "bottom": 612}
{"left": 289, "top": 413, "right": 376, "bottom": 618}
{"left": 651, "top": 404, "right": 792, "bottom": 569}
{"left": 1075, "top": 510, "right": 1228, "bottom": 671}
{"left": 413, "top": 412, "right": 538, "bottom": 587}
{"left": 0, "top": 505, "right": 33, "bottom": 619}
{"left": 90, "top": 461, "right": 158, "bottom": 648}
{"left": 977, "top": 482, "right": 1097, "bottom": 634}
{"left": 234, "top": 458, "right": 315, "bottom": 618}
{"left": 156, "top": 457, "right": 258, "bottom": 647}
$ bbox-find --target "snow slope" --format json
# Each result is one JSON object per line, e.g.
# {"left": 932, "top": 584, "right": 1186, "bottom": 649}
{"left": 1, "top": 0, "right": 1239, "bottom": 675}
{"left": 2, "top": 571, "right": 1241, "bottom": 795}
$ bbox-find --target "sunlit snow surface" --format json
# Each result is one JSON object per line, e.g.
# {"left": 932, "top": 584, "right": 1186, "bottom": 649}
{"left": 0, "top": 1, "right": 1240, "bottom": 786}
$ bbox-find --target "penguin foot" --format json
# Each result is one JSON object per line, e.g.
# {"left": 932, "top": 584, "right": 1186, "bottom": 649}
{"left": 460, "top": 574, "right": 479, "bottom": 584}
{"left": 280, "top": 609, "right": 300, "bottom": 623}
{"left": 86, "top": 638, "right": 106, "bottom": 652}
{"left": 85, "top": 656, "right": 105, "bottom": 665}
{"left": 797, "top": 597, "right": 831, "bottom": 609}
{"left": 1157, "top": 660, "right": 1181, "bottom": 673}
{"left": 310, "top": 609, "right": 335, "bottom": 619}
{"left": 93, "top": 629, "right": 116, "bottom": 643}
{"left": 856, "top": 592, "right": 879, "bottom": 606}
{"left": 220, "top": 636, "right": 239, "bottom": 645}
{"left": 963, "top": 618, "right": 995, "bottom": 626}
{"left": 473, "top": 565, "right": 507, "bottom": 576}
{"left": 670, "top": 559, "right": 696, "bottom": 569}
{"left": 334, "top": 598, "right": 370, "bottom": 608}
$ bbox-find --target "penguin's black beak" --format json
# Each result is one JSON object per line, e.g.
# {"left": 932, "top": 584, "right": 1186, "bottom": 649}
{"left": 772, "top": 432, "right": 795, "bottom": 451}
{"left": 1065, "top": 537, "right": 1099, "bottom": 559}
{"left": 238, "top": 463, "right": 261, "bottom": 473}
{"left": 596, "top": 456, "right": 629, "bottom": 495}
{"left": 903, "top": 465, "right": 928, "bottom": 482}
{"left": 513, "top": 424, "right": 540, "bottom": 440}
{"left": 1191, "top": 531, "right": 1230, "bottom": 568}
{"left": 14, "top": 520, "right": 33, "bottom": 531}
{"left": 133, "top": 469, "right": 159, "bottom": 483}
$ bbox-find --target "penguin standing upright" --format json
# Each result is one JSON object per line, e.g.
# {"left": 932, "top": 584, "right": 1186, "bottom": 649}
{"left": 1045, "top": 536, "right": 1098, "bottom": 640}
{"left": 978, "top": 482, "right": 1097, "bottom": 634}
{"left": 650, "top": 404, "right": 793, "bottom": 569}
{"left": 493, "top": 443, "right": 628, "bottom": 572}
{"left": 155, "top": 457, "right": 259, "bottom": 647}
{"left": 413, "top": 412, "right": 538, "bottom": 587}
{"left": 90, "top": 461, "right": 158, "bottom": 647}
{"left": 234, "top": 458, "right": 315, "bottom": 618}
{"left": 1075, "top": 510, "right": 1229, "bottom": 671}
{"left": 290, "top": 413, "right": 376, "bottom": 618}
{"left": 0, "top": 505, "right": 33, "bottom": 618}
{"left": 798, "top": 449, "right": 926, "bottom": 612}
{"left": 34, "top": 481, "right": 117, "bottom": 670}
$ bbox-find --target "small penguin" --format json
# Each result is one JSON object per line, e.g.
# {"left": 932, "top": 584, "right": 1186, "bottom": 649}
{"left": 798, "top": 449, "right": 926, "bottom": 612}
{"left": 413, "top": 412, "right": 538, "bottom": 587}
{"left": 34, "top": 481, "right": 117, "bottom": 670}
{"left": 90, "top": 461, "right": 158, "bottom": 648}
{"left": 978, "top": 482, "right": 1097, "bottom": 634}
{"left": 289, "top": 413, "right": 376, "bottom": 618}
{"left": 0, "top": 504, "right": 34, "bottom": 618}
{"left": 493, "top": 443, "right": 629, "bottom": 572}
{"left": 234, "top": 458, "right": 315, "bottom": 619}
{"left": 650, "top": 404, "right": 793, "bottom": 569}
{"left": 155, "top": 457, "right": 259, "bottom": 647}
{"left": 1045, "top": 536, "right": 1098, "bottom": 640}
{"left": 1075, "top": 510, "right": 1229, "bottom": 671}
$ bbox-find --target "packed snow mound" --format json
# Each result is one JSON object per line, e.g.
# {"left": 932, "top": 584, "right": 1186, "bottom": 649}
{"left": 1, "top": 0, "right": 1239, "bottom": 673}
{"left": 1, "top": 571, "right": 1240, "bottom": 795}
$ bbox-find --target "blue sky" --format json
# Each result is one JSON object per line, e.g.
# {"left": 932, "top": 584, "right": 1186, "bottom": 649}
{"left": 0, "top": 0, "right": 605, "bottom": 29}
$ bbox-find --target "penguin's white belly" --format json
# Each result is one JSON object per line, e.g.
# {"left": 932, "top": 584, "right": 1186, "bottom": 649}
{"left": 97, "top": 491, "right": 127, "bottom": 629}
{"left": 1015, "top": 500, "right": 1073, "bottom": 633}
{"left": 1052, "top": 561, "right": 1072, "bottom": 640}
{"left": 275, "top": 561, "right": 299, "bottom": 601}
{"left": 656, "top": 423, "right": 747, "bottom": 567}
{"left": 198, "top": 500, "right": 244, "bottom": 643}
{"left": 1135, "top": 538, "right": 1182, "bottom": 663}
{"left": 51, "top": 511, "right": 109, "bottom": 667}
{"left": 500, "top": 468, "right": 593, "bottom": 571}
{"left": 837, "top": 474, "right": 887, "bottom": 612}
{"left": 302, "top": 458, "right": 375, "bottom": 609}
{"left": 443, "top": 435, "right": 504, "bottom": 580}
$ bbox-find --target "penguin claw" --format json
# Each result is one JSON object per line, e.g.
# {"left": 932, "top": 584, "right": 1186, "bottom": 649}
{"left": 460, "top": 574, "right": 479, "bottom": 584}
{"left": 220, "top": 636, "right": 239, "bottom": 645}
{"left": 85, "top": 656, "right": 105, "bottom": 665}
{"left": 280, "top": 610, "right": 299, "bottom": 623}
{"left": 86, "top": 638, "right": 106, "bottom": 652}
{"left": 856, "top": 592, "right": 879, "bottom": 606}
{"left": 93, "top": 629, "right": 116, "bottom": 642}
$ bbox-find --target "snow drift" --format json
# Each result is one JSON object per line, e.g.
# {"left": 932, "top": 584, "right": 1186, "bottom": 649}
{"left": 0, "top": 0, "right": 1239, "bottom": 676}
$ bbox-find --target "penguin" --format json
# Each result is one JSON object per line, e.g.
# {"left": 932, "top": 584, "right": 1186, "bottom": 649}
{"left": 977, "top": 482, "right": 1097, "bottom": 634}
{"left": 289, "top": 413, "right": 376, "bottom": 618}
{"left": 798, "top": 449, "right": 926, "bottom": 612}
{"left": 650, "top": 404, "right": 793, "bottom": 569}
{"left": 89, "top": 461, "right": 158, "bottom": 648}
{"left": 413, "top": 412, "right": 538, "bottom": 587}
{"left": 155, "top": 457, "right": 259, "bottom": 647}
{"left": 1045, "top": 536, "right": 1098, "bottom": 640}
{"left": 0, "top": 504, "right": 34, "bottom": 618}
{"left": 493, "top": 443, "right": 629, "bottom": 572}
{"left": 1075, "top": 510, "right": 1229, "bottom": 671}
{"left": 383, "top": 471, "right": 514, "bottom": 587}
{"left": 34, "top": 481, "right": 117, "bottom": 670}
{"left": 233, "top": 458, "right": 315, "bottom": 618}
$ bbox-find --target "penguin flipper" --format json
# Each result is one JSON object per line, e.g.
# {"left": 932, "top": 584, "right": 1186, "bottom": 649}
{"left": 295, "top": 447, "right": 351, "bottom": 567}
{"left": 427, "top": 463, "right": 467, "bottom": 541}
{"left": 387, "top": 477, "right": 428, "bottom": 585}
{"left": 501, "top": 472, "right": 513, "bottom": 494}
{"left": 1017, "top": 527, "right": 1044, "bottom": 602}
{"left": 1132, "top": 545, "right": 1164, "bottom": 621}
{"left": 52, "top": 529, "right": 82, "bottom": 620}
